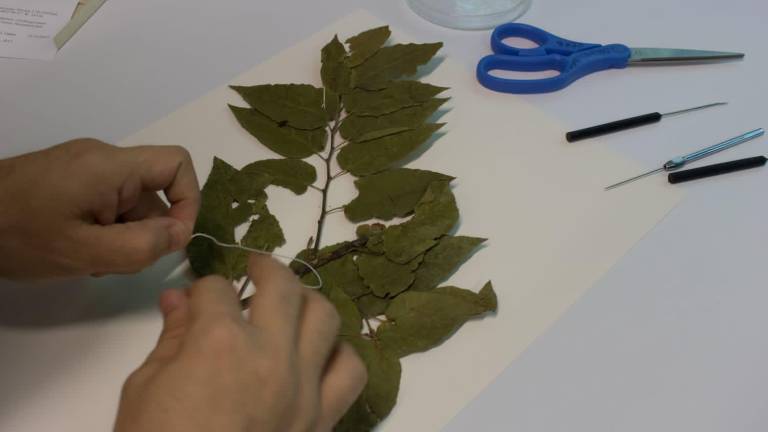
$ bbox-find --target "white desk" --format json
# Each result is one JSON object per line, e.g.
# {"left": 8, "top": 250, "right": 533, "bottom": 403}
{"left": 1, "top": 1, "right": 767, "bottom": 430}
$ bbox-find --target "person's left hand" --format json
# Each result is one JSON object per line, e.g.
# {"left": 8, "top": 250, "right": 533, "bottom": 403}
{"left": 0, "top": 138, "right": 200, "bottom": 279}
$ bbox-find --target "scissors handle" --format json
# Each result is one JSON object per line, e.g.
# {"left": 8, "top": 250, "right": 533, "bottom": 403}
{"left": 491, "top": 23, "right": 600, "bottom": 56}
{"left": 476, "top": 44, "right": 632, "bottom": 94}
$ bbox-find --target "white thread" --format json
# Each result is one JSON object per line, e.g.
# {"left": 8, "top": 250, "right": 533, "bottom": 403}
{"left": 190, "top": 233, "right": 323, "bottom": 290}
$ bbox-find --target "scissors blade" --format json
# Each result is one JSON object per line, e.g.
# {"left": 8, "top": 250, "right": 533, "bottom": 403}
{"left": 628, "top": 47, "right": 745, "bottom": 64}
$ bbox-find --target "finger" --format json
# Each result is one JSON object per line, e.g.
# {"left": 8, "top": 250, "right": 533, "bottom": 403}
{"left": 186, "top": 275, "right": 242, "bottom": 323}
{"left": 78, "top": 216, "right": 186, "bottom": 274}
{"left": 298, "top": 290, "right": 341, "bottom": 378}
{"left": 120, "top": 191, "right": 168, "bottom": 222}
{"left": 315, "top": 343, "right": 368, "bottom": 431}
{"left": 122, "top": 145, "right": 200, "bottom": 245}
{"left": 145, "top": 289, "right": 190, "bottom": 363}
{"left": 246, "top": 254, "right": 304, "bottom": 346}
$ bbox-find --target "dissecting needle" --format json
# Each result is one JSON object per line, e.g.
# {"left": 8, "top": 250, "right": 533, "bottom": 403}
{"left": 566, "top": 102, "right": 728, "bottom": 142}
{"left": 605, "top": 128, "right": 765, "bottom": 190}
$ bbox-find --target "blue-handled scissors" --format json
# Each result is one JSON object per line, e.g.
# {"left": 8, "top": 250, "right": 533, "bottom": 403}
{"left": 476, "top": 23, "right": 744, "bottom": 94}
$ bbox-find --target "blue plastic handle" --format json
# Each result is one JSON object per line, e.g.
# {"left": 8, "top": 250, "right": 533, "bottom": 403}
{"left": 477, "top": 23, "right": 633, "bottom": 93}
{"left": 490, "top": 23, "right": 600, "bottom": 56}
{"left": 477, "top": 44, "right": 632, "bottom": 94}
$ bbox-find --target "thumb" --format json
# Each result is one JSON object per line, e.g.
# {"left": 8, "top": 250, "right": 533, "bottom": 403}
{"left": 79, "top": 216, "right": 189, "bottom": 274}
{"left": 146, "top": 289, "right": 190, "bottom": 364}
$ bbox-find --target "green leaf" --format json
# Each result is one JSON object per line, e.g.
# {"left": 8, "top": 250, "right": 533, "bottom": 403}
{"left": 230, "top": 105, "right": 327, "bottom": 158}
{"left": 187, "top": 158, "right": 271, "bottom": 280}
{"left": 321, "top": 35, "right": 351, "bottom": 95}
{"left": 342, "top": 336, "right": 401, "bottom": 423}
{"left": 351, "top": 42, "right": 443, "bottom": 90}
{"left": 340, "top": 97, "right": 447, "bottom": 143}
{"left": 377, "top": 282, "right": 497, "bottom": 358}
{"left": 345, "top": 168, "right": 454, "bottom": 222}
{"left": 324, "top": 89, "right": 341, "bottom": 121}
{"left": 328, "top": 286, "right": 362, "bottom": 336}
{"left": 383, "top": 181, "right": 458, "bottom": 263}
{"left": 337, "top": 123, "right": 444, "bottom": 176}
{"left": 412, "top": 235, "right": 486, "bottom": 291}
{"left": 356, "top": 223, "right": 386, "bottom": 254}
{"left": 334, "top": 397, "right": 379, "bottom": 432}
{"left": 342, "top": 81, "right": 448, "bottom": 116}
{"left": 241, "top": 159, "right": 317, "bottom": 194}
{"left": 241, "top": 209, "right": 286, "bottom": 252}
{"left": 345, "top": 25, "right": 391, "bottom": 67}
{"left": 356, "top": 254, "right": 421, "bottom": 298}
{"left": 230, "top": 84, "right": 327, "bottom": 130}
{"left": 306, "top": 254, "right": 370, "bottom": 298}
{"left": 355, "top": 293, "right": 390, "bottom": 318}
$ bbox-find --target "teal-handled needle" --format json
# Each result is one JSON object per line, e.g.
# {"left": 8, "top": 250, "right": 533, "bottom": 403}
{"left": 605, "top": 128, "right": 765, "bottom": 190}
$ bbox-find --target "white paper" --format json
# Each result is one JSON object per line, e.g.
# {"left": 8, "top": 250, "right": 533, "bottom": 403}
{"left": 117, "top": 11, "right": 682, "bottom": 431}
{"left": 0, "top": 0, "right": 79, "bottom": 60}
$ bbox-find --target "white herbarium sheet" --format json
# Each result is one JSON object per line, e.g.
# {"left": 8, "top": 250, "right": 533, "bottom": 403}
{"left": 124, "top": 10, "right": 682, "bottom": 432}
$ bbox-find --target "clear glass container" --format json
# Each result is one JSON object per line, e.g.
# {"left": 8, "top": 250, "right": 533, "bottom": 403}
{"left": 406, "top": 0, "right": 532, "bottom": 30}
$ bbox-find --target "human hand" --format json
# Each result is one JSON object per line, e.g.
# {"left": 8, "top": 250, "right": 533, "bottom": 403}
{"left": 115, "top": 255, "right": 367, "bottom": 432}
{"left": 0, "top": 138, "right": 200, "bottom": 279}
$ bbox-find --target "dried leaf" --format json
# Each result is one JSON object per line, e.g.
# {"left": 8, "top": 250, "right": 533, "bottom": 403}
{"left": 377, "top": 282, "right": 497, "bottom": 358}
{"left": 412, "top": 235, "right": 486, "bottom": 291}
{"left": 305, "top": 254, "right": 370, "bottom": 299}
{"left": 343, "top": 81, "right": 448, "bottom": 116}
{"left": 241, "top": 159, "right": 317, "bottom": 194}
{"left": 334, "top": 397, "right": 379, "bottom": 432}
{"left": 321, "top": 35, "right": 351, "bottom": 95}
{"left": 341, "top": 336, "right": 401, "bottom": 425}
{"left": 383, "top": 181, "right": 458, "bottom": 263}
{"left": 351, "top": 42, "right": 443, "bottom": 90}
{"left": 355, "top": 293, "right": 390, "bottom": 318}
{"left": 337, "top": 123, "right": 444, "bottom": 176}
{"left": 356, "top": 254, "right": 421, "bottom": 298}
{"left": 230, "top": 84, "right": 327, "bottom": 129}
{"left": 188, "top": 158, "right": 271, "bottom": 280}
{"left": 345, "top": 168, "right": 454, "bottom": 222}
{"left": 356, "top": 223, "right": 386, "bottom": 254}
{"left": 241, "top": 209, "right": 286, "bottom": 252}
{"left": 345, "top": 25, "right": 391, "bottom": 67}
{"left": 328, "top": 286, "right": 362, "bottom": 336}
{"left": 230, "top": 105, "right": 326, "bottom": 158}
{"left": 324, "top": 89, "right": 341, "bottom": 121}
{"left": 340, "top": 97, "right": 447, "bottom": 143}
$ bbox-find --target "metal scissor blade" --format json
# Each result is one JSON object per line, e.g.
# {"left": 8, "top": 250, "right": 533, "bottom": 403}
{"left": 628, "top": 47, "right": 745, "bottom": 64}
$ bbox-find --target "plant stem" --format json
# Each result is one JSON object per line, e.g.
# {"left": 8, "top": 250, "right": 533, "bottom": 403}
{"left": 313, "top": 117, "right": 341, "bottom": 252}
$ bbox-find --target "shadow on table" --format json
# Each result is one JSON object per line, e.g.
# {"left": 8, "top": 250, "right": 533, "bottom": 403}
{"left": 0, "top": 252, "right": 191, "bottom": 328}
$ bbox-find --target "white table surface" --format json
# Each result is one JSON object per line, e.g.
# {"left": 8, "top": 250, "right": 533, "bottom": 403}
{"left": 1, "top": 1, "right": 767, "bottom": 431}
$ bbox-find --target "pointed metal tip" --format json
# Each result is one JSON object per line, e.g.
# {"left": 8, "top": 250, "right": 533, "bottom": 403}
{"left": 662, "top": 102, "right": 729, "bottom": 118}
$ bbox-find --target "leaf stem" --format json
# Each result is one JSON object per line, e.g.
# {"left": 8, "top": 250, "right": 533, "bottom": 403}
{"left": 309, "top": 184, "right": 323, "bottom": 192}
{"left": 313, "top": 118, "right": 342, "bottom": 252}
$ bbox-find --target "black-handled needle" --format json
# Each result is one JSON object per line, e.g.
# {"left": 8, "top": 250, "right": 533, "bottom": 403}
{"left": 668, "top": 155, "right": 767, "bottom": 184}
{"left": 566, "top": 102, "right": 728, "bottom": 143}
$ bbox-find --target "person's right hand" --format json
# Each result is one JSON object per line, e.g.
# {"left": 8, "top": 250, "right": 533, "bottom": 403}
{"left": 114, "top": 254, "right": 367, "bottom": 432}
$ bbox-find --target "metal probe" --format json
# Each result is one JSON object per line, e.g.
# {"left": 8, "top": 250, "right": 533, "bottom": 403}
{"left": 605, "top": 128, "right": 765, "bottom": 190}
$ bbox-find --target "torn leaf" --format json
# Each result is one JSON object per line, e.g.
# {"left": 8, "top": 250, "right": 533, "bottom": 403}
{"left": 337, "top": 123, "right": 444, "bottom": 176}
{"left": 383, "top": 180, "right": 459, "bottom": 263}
{"left": 230, "top": 84, "right": 327, "bottom": 130}
{"left": 346, "top": 25, "right": 391, "bottom": 67}
{"left": 351, "top": 42, "right": 443, "bottom": 90}
{"left": 412, "top": 235, "right": 486, "bottom": 291}
{"left": 355, "top": 293, "right": 390, "bottom": 318}
{"left": 343, "top": 81, "right": 448, "bottom": 116}
{"left": 377, "top": 282, "right": 497, "bottom": 358}
{"left": 345, "top": 168, "right": 454, "bottom": 223}
{"left": 340, "top": 97, "right": 448, "bottom": 143}
{"left": 241, "top": 159, "right": 317, "bottom": 194}
{"left": 356, "top": 253, "right": 421, "bottom": 298}
{"left": 230, "top": 105, "right": 327, "bottom": 158}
